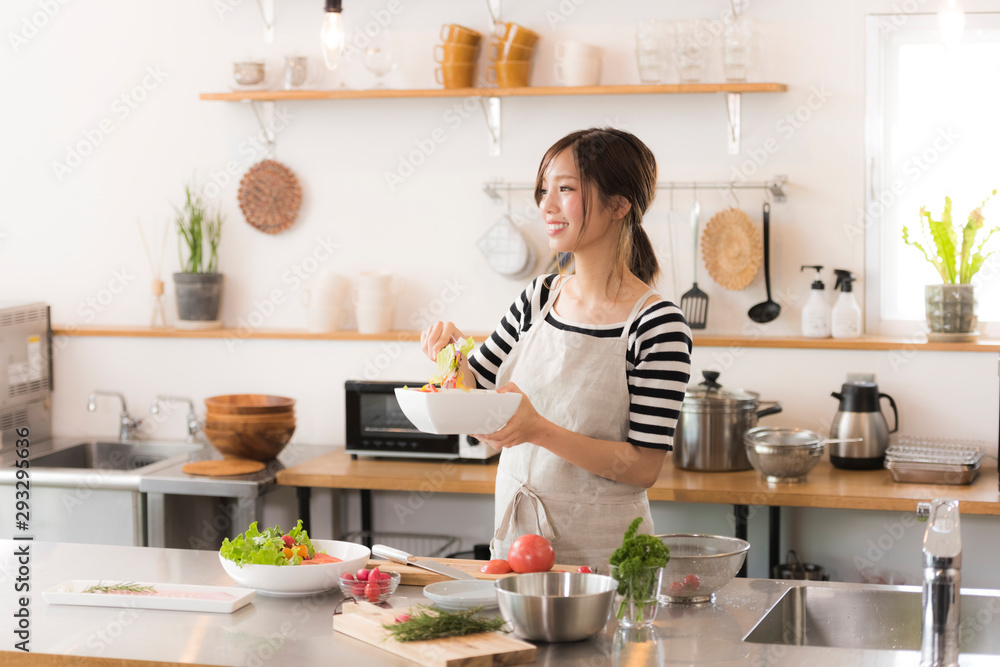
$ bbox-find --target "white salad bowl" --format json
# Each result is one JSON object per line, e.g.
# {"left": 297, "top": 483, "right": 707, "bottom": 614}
{"left": 219, "top": 539, "right": 370, "bottom": 596}
{"left": 394, "top": 388, "right": 521, "bottom": 435}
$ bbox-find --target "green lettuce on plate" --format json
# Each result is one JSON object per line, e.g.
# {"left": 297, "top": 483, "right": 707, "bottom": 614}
{"left": 219, "top": 520, "right": 318, "bottom": 567}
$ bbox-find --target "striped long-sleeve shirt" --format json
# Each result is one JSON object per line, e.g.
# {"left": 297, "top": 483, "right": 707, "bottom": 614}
{"left": 468, "top": 275, "right": 692, "bottom": 450}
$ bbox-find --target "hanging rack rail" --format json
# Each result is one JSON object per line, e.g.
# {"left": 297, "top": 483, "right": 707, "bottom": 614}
{"left": 483, "top": 176, "right": 788, "bottom": 203}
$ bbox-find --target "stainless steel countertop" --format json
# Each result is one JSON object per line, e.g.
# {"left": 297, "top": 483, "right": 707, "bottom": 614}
{"left": 3, "top": 540, "right": 997, "bottom": 666}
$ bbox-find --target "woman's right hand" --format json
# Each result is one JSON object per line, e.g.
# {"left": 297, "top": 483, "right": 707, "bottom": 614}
{"left": 419, "top": 321, "right": 466, "bottom": 362}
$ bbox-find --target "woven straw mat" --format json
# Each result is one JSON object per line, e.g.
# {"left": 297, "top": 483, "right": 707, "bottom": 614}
{"left": 238, "top": 159, "right": 302, "bottom": 234}
{"left": 701, "top": 207, "right": 763, "bottom": 291}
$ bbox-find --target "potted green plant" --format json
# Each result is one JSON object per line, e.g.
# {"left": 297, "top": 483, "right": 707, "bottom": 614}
{"left": 173, "top": 184, "right": 224, "bottom": 329}
{"left": 903, "top": 189, "right": 997, "bottom": 337}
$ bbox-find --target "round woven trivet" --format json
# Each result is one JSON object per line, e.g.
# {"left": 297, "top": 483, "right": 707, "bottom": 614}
{"left": 237, "top": 159, "right": 302, "bottom": 234}
{"left": 182, "top": 459, "right": 265, "bottom": 477}
{"left": 701, "top": 207, "right": 763, "bottom": 291}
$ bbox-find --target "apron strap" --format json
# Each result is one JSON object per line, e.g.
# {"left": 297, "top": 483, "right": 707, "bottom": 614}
{"left": 621, "top": 289, "right": 658, "bottom": 339}
{"left": 491, "top": 480, "right": 556, "bottom": 547}
{"left": 536, "top": 274, "right": 567, "bottom": 322}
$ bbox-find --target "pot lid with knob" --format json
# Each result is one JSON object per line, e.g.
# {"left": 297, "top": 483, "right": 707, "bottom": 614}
{"left": 682, "top": 370, "right": 764, "bottom": 411}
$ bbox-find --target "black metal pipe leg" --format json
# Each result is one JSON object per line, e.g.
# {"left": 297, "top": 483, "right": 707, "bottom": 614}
{"left": 296, "top": 487, "right": 311, "bottom": 534}
{"left": 361, "top": 489, "right": 373, "bottom": 549}
{"left": 769, "top": 506, "right": 781, "bottom": 578}
{"left": 734, "top": 504, "right": 749, "bottom": 578}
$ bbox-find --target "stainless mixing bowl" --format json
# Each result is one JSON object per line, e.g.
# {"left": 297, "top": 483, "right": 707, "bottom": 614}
{"left": 744, "top": 426, "right": 826, "bottom": 483}
{"left": 495, "top": 572, "right": 617, "bottom": 642}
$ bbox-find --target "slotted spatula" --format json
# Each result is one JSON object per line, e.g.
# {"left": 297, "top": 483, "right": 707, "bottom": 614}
{"left": 680, "top": 198, "right": 708, "bottom": 329}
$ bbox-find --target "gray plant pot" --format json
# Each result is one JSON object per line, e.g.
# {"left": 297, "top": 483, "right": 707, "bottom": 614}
{"left": 174, "top": 273, "right": 223, "bottom": 325}
{"left": 925, "top": 283, "right": 977, "bottom": 334}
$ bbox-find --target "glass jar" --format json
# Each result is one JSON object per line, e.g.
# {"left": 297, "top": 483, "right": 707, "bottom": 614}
{"left": 611, "top": 564, "right": 663, "bottom": 629}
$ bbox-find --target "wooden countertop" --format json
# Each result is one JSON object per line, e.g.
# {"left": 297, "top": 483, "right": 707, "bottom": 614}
{"left": 276, "top": 449, "right": 1000, "bottom": 515}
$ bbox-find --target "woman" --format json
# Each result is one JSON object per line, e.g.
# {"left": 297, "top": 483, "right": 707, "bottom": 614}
{"left": 420, "top": 128, "right": 692, "bottom": 567}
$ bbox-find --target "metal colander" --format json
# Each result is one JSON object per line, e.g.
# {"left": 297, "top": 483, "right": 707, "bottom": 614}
{"left": 653, "top": 534, "right": 750, "bottom": 604}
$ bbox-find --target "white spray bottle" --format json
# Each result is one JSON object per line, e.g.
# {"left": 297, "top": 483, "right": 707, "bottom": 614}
{"left": 800, "top": 265, "right": 831, "bottom": 338}
{"left": 831, "top": 269, "right": 861, "bottom": 339}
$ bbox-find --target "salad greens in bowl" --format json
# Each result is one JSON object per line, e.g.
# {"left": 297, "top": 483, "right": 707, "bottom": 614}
{"left": 219, "top": 521, "right": 370, "bottom": 596}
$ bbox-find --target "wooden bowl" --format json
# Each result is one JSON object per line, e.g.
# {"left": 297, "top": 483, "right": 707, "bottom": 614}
{"left": 204, "top": 394, "right": 296, "bottom": 414}
{"left": 203, "top": 426, "right": 295, "bottom": 462}
{"left": 204, "top": 419, "right": 296, "bottom": 434}
{"left": 204, "top": 410, "right": 296, "bottom": 424}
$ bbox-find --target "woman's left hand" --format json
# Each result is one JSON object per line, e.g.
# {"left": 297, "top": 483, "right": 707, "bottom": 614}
{"left": 472, "top": 383, "right": 545, "bottom": 449}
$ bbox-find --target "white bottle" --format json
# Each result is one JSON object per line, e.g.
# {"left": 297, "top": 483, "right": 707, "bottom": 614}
{"left": 831, "top": 269, "right": 861, "bottom": 339}
{"left": 800, "top": 265, "right": 831, "bottom": 338}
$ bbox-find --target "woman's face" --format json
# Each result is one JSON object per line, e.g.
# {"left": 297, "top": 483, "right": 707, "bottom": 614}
{"left": 538, "top": 149, "right": 618, "bottom": 254}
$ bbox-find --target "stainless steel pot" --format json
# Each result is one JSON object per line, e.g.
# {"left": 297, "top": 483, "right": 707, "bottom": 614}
{"left": 673, "top": 371, "right": 782, "bottom": 472}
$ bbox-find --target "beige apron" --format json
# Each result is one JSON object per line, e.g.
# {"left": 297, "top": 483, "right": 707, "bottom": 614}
{"left": 490, "top": 275, "right": 657, "bottom": 569}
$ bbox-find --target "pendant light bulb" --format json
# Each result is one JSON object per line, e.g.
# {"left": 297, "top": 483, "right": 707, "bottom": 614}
{"left": 321, "top": 0, "right": 345, "bottom": 71}
{"left": 938, "top": 0, "right": 965, "bottom": 48}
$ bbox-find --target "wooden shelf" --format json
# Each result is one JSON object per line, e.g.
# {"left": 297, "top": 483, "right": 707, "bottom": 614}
{"left": 51, "top": 325, "right": 1000, "bottom": 351}
{"left": 200, "top": 82, "right": 787, "bottom": 102}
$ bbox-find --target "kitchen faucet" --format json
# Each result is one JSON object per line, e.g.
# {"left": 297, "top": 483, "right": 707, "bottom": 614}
{"left": 918, "top": 498, "right": 961, "bottom": 667}
{"left": 87, "top": 390, "right": 143, "bottom": 442}
{"left": 150, "top": 395, "right": 203, "bottom": 442}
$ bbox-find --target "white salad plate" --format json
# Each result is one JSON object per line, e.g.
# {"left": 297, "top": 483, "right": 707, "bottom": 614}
{"left": 423, "top": 579, "right": 499, "bottom": 611}
{"left": 394, "top": 388, "right": 521, "bottom": 435}
{"left": 42, "top": 580, "right": 256, "bottom": 614}
{"left": 220, "top": 539, "right": 370, "bottom": 597}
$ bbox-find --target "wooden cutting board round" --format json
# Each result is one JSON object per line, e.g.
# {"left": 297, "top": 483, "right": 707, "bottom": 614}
{"left": 182, "top": 459, "right": 265, "bottom": 476}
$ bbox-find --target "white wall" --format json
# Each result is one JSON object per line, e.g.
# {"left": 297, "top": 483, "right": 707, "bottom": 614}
{"left": 4, "top": 0, "right": 1000, "bottom": 581}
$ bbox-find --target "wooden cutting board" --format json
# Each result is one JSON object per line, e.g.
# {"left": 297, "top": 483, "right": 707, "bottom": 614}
{"left": 365, "top": 557, "right": 584, "bottom": 586}
{"left": 334, "top": 600, "right": 536, "bottom": 667}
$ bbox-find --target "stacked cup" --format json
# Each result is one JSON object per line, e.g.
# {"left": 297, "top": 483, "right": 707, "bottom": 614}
{"left": 554, "top": 40, "right": 603, "bottom": 87}
{"left": 354, "top": 271, "right": 397, "bottom": 334}
{"left": 302, "top": 270, "right": 347, "bottom": 333}
{"left": 435, "top": 24, "right": 482, "bottom": 89}
{"left": 488, "top": 22, "right": 539, "bottom": 87}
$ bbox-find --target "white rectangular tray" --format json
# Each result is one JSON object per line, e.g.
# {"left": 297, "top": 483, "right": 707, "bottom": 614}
{"left": 42, "top": 580, "right": 255, "bottom": 614}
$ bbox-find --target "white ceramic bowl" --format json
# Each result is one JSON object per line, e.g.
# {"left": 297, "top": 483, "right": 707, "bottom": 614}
{"left": 219, "top": 539, "right": 370, "bottom": 597}
{"left": 394, "top": 387, "right": 521, "bottom": 435}
{"left": 423, "top": 579, "right": 498, "bottom": 611}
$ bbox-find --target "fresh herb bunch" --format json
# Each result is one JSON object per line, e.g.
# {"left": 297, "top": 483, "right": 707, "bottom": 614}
{"left": 609, "top": 517, "right": 669, "bottom": 623}
{"left": 903, "top": 189, "right": 998, "bottom": 284}
{"left": 382, "top": 605, "right": 507, "bottom": 642}
{"left": 175, "top": 183, "right": 223, "bottom": 274}
{"left": 82, "top": 582, "right": 155, "bottom": 594}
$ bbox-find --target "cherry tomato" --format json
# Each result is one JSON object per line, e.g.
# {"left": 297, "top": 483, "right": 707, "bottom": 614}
{"left": 577, "top": 566, "right": 593, "bottom": 574}
{"left": 683, "top": 574, "right": 701, "bottom": 591}
{"left": 356, "top": 568, "right": 370, "bottom": 581}
{"left": 479, "top": 559, "right": 512, "bottom": 575}
{"left": 294, "top": 544, "right": 309, "bottom": 559}
{"left": 282, "top": 547, "right": 294, "bottom": 560}
{"left": 282, "top": 535, "right": 295, "bottom": 548}
{"left": 365, "top": 581, "right": 381, "bottom": 603}
{"left": 507, "top": 534, "right": 555, "bottom": 574}
{"left": 668, "top": 581, "right": 686, "bottom": 596}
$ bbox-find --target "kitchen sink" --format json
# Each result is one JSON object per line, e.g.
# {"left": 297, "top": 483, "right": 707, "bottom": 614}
{"left": 26, "top": 441, "right": 186, "bottom": 471}
{"left": 744, "top": 584, "right": 1000, "bottom": 655}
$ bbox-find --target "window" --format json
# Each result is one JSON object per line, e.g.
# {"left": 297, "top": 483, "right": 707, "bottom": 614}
{"left": 865, "top": 13, "right": 1000, "bottom": 336}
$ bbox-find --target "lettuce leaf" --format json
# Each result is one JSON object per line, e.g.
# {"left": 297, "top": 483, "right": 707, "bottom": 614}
{"left": 219, "top": 520, "right": 317, "bottom": 567}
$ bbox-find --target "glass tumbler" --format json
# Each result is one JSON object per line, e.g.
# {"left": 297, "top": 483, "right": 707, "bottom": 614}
{"left": 674, "top": 19, "right": 708, "bottom": 83}
{"left": 635, "top": 19, "right": 671, "bottom": 83}
{"left": 611, "top": 565, "right": 664, "bottom": 629}
{"left": 283, "top": 56, "right": 309, "bottom": 89}
{"left": 723, "top": 17, "right": 754, "bottom": 82}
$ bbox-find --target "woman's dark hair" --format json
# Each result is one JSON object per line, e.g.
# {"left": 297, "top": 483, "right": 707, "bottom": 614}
{"left": 534, "top": 127, "right": 660, "bottom": 290}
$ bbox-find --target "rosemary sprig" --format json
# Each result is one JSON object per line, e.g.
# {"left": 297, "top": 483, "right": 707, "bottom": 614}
{"left": 82, "top": 581, "right": 156, "bottom": 594}
{"left": 381, "top": 605, "right": 507, "bottom": 642}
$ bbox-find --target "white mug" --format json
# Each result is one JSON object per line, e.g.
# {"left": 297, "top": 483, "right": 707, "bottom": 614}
{"left": 355, "top": 304, "right": 395, "bottom": 334}
{"left": 357, "top": 271, "right": 393, "bottom": 294}
{"left": 306, "top": 306, "right": 339, "bottom": 333}
{"left": 555, "top": 40, "right": 603, "bottom": 61}
{"left": 555, "top": 57, "right": 602, "bottom": 87}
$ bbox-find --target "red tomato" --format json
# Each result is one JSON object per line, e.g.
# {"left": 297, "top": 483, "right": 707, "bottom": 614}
{"left": 683, "top": 574, "right": 701, "bottom": 591}
{"left": 365, "top": 581, "right": 381, "bottom": 603}
{"left": 577, "top": 566, "right": 593, "bottom": 574}
{"left": 507, "top": 535, "right": 555, "bottom": 574}
{"left": 479, "top": 559, "right": 512, "bottom": 575}
{"left": 282, "top": 535, "right": 295, "bottom": 548}
{"left": 356, "top": 568, "right": 370, "bottom": 581}
{"left": 668, "top": 581, "right": 686, "bottom": 596}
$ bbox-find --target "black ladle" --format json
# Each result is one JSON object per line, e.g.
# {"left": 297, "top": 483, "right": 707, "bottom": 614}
{"left": 748, "top": 203, "right": 781, "bottom": 323}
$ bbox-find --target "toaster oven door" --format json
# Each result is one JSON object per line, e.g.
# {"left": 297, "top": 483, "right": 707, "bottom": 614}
{"left": 345, "top": 381, "right": 460, "bottom": 458}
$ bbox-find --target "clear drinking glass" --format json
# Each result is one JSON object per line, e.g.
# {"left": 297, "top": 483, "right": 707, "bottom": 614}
{"left": 723, "top": 17, "right": 754, "bottom": 82}
{"left": 364, "top": 28, "right": 396, "bottom": 88}
{"left": 611, "top": 565, "right": 663, "bottom": 629}
{"left": 635, "top": 19, "right": 671, "bottom": 83}
{"left": 674, "top": 19, "right": 708, "bottom": 83}
{"left": 283, "top": 55, "right": 309, "bottom": 89}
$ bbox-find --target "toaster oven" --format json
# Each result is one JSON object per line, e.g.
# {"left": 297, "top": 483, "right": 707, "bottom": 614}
{"left": 344, "top": 380, "right": 499, "bottom": 462}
